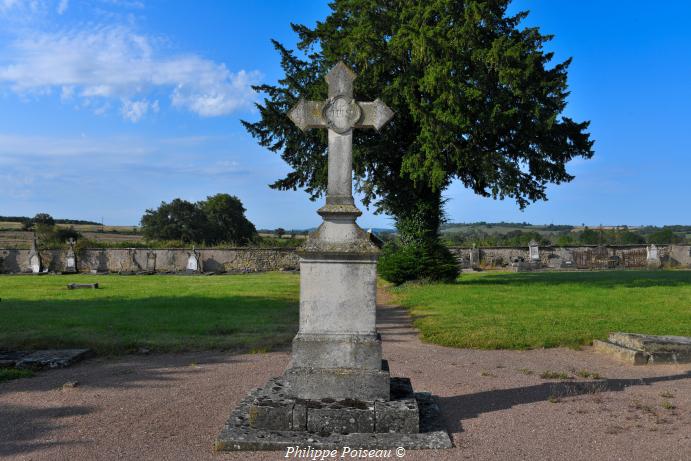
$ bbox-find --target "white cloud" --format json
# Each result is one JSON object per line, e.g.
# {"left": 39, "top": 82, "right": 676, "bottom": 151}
{"left": 57, "top": 0, "right": 68, "bottom": 14}
{"left": 121, "top": 98, "right": 149, "bottom": 122}
{"left": 0, "top": 24, "right": 260, "bottom": 121}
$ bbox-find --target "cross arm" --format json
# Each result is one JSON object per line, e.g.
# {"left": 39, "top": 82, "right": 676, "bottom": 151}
{"left": 288, "top": 99, "right": 327, "bottom": 132}
{"left": 355, "top": 99, "right": 394, "bottom": 131}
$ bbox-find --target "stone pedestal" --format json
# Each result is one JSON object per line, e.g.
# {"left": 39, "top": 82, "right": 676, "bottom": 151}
{"left": 215, "top": 204, "right": 451, "bottom": 450}
{"left": 283, "top": 203, "right": 390, "bottom": 401}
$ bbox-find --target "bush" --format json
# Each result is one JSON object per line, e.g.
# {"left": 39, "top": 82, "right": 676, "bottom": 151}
{"left": 378, "top": 241, "right": 459, "bottom": 285}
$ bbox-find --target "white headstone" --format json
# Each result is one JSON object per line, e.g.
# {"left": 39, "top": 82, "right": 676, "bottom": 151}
{"left": 30, "top": 255, "right": 41, "bottom": 273}
{"left": 647, "top": 244, "right": 659, "bottom": 261}
{"left": 28, "top": 236, "right": 41, "bottom": 273}
{"left": 529, "top": 240, "right": 540, "bottom": 261}
{"left": 65, "top": 238, "right": 77, "bottom": 272}
{"left": 187, "top": 248, "right": 200, "bottom": 272}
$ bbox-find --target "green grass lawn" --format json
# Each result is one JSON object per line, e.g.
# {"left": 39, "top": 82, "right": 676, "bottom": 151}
{"left": 0, "top": 368, "right": 33, "bottom": 383}
{"left": 0, "top": 273, "right": 299, "bottom": 355}
{"left": 390, "top": 270, "right": 691, "bottom": 349}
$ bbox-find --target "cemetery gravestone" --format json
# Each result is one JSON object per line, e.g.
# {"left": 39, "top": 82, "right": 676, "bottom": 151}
{"left": 146, "top": 250, "right": 157, "bottom": 272}
{"left": 528, "top": 240, "right": 540, "bottom": 261}
{"left": 215, "top": 62, "right": 451, "bottom": 451}
{"left": 28, "top": 236, "right": 41, "bottom": 274}
{"left": 65, "top": 238, "right": 77, "bottom": 273}
{"left": 186, "top": 247, "right": 200, "bottom": 273}
{"left": 646, "top": 244, "right": 661, "bottom": 268}
{"left": 469, "top": 246, "right": 480, "bottom": 270}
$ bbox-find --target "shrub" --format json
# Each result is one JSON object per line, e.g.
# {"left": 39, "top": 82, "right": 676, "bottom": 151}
{"left": 378, "top": 240, "right": 459, "bottom": 285}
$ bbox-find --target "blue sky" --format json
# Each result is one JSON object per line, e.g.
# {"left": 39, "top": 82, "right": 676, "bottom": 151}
{"left": 0, "top": 1, "right": 689, "bottom": 229}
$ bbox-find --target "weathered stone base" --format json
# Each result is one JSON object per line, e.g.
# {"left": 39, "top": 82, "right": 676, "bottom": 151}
{"left": 215, "top": 377, "right": 451, "bottom": 451}
{"left": 594, "top": 332, "right": 691, "bottom": 365}
{"left": 284, "top": 364, "right": 391, "bottom": 401}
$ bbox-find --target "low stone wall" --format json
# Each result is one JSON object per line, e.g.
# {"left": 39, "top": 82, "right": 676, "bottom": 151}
{"left": 0, "top": 247, "right": 299, "bottom": 274}
{"left": 448, "top": 245, "right": 691, "bottom": 270}
{"left": 2, "top": 244, "right": 690, "bottom": 274}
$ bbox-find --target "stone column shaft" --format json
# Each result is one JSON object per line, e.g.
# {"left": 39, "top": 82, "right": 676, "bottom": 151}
{"left": 327, "top": 130, "right": 353, "bottom": 203}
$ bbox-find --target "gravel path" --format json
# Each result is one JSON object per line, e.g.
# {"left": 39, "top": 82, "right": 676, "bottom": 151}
{"left": 1, "top": 291, "right": 689, "bottom": 461}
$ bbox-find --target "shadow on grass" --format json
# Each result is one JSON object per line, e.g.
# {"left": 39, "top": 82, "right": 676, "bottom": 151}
{"left": 0, "top": 295, "right": 298, "bottom": 355}
{"left": 458, "top": 270, "right": 691, "bottom": 288}
{"left": 438, "top": 371, "right": 691, "bottom": 435}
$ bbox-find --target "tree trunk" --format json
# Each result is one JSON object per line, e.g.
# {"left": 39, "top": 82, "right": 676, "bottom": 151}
{"left": 385, "top": 183, "right": 444, "bottom": 245}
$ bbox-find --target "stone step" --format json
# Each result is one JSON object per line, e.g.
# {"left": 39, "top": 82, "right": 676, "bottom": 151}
{"left": 593, "top": 340, "right": 649, "bottom": 365}
{"left": 14, "top": 349, "right": 91, "bottom": 369}
{"left": 594, "top": 334, "right": 691, "bottom": 365}
{"left": 608, "top": 332, "right": 691, "bottom": 354}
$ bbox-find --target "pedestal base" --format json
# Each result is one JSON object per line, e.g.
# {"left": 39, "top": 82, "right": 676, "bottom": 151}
{"left": 214, "top": 377, "right": 452, "bottom": 451}
{"left": 285, "top": 358, "right": 390, "bottom": 401}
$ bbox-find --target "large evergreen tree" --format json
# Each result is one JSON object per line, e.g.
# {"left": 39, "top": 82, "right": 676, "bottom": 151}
{"left": 244, "top": 0, "right": 593, "bottom": 276}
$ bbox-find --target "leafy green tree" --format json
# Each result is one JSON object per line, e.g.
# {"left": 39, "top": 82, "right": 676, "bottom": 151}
{"left": 31, "top": 213, "right": 56, "bottom": 242}
{"left": 244, "top": 0, "right": 593, "bottom": 281}
{"left": 32, "top": 213, "right": 55, "bottom": 227}
{"left": 141, "top": 199, "right": 209, "bottom": 244}
{"left": 199, "top": 193, "right": 258, "bottom": 245}
{"left": 54, "top": 226, "right": 82, "bottom": 243}
{"left": 646, "top": 228, "right": 682, "bottom": 244}
{"left": 616, "top": 230, "right": 645, "bottom": 244}
{"left": 555, "top": 233, "right": 575, "bottom": 246}
{"left": 141, "top": 195, "right": 257, "bottom": 245}
{"left": 20, "top": 218, "right": 32, "bottom": 231}
{"left": 578, "top": 227, "right": 599, "bottom": 245}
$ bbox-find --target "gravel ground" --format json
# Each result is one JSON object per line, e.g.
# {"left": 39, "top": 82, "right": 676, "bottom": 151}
{"left": 1, "top": 292, "right": 689, "bottom": 461}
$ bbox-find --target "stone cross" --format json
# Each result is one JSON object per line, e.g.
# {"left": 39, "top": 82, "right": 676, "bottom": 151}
{"left": 283, "top": 62, "right": 394, "bottom": 402}
{"left": 288, "top": 62, "right": 393, "bottom": 206}
{"left": 214, "top": 65, "right": 453, "bottom": 449}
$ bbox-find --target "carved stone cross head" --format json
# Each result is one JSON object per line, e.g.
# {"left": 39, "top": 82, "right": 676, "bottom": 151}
{"left": 288, "top": 62, "right": 393, "bottom": 205}
{"left": 288, "top": 62, "right": 394, "bottom": 134}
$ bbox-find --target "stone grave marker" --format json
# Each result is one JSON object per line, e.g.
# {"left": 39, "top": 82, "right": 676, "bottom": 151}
{"left": 528, "top": 239, "right": 540, "bottom": 261}
{"left": 469, "top": 244, "right": 480, "bottom": 269}
{"left": 65, "top": 238, "right": 77, "bottom": 273}
{"left": 215, "top": 62, "right": 451, "bottom": 451}
{"left": 146, "top": 250, "right": 157, "bottom": 272}
{"left": 646, "top": 244, "right": 661, "bottom": 268}
{"left": 28, "top": 236, "right": 42, "bottom": 273}
{"left": 186, "top": 246, "right": 201, "bottom": 273}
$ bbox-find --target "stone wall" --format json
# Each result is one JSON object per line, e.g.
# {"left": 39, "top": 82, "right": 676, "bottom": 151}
{"left": 0, "top": 247, "right": 299, "bottom": 274}
{"left": 2, "top": 244, "right": 690, "bottom": 274}
{"left": 449, "top": 245, "right": 691, "bottom": 270}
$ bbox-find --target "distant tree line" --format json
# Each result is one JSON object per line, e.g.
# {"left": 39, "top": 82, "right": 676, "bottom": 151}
{"left": 441, "top": 225, "right": 690, "bottom": 247}
{"left": 0, "top": 215, "right": 100, "bottom": 226}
